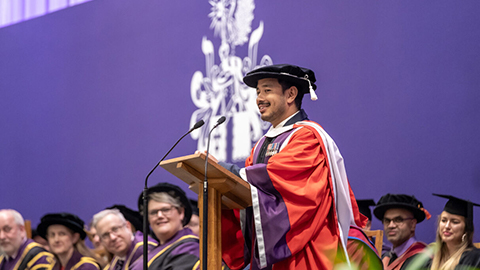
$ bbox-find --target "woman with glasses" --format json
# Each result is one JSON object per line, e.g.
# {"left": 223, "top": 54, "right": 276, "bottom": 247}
{"left": 37, "top": 213, "right": 102, "bottom": 270}
{"left": 421, "top": 194, "right": 480, "bottom": 270}
{"left": 131, "top": 182, "right": 200, "bottom": 270}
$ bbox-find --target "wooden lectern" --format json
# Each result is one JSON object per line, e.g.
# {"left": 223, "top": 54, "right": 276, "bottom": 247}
{"left": 160, "top": 152, "right": 251, "bottom": 270}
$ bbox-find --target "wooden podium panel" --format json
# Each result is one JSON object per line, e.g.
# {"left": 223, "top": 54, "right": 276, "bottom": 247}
{"left": 160, "top": 152, "right": 251, "bottom": 208}
{"left": 160, "top": 152, "right": 251, "bottom": 270}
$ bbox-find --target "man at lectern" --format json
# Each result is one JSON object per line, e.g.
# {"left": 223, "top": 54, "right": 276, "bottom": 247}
{"left": 216, "top": 64, "right": 367, "bottom": 270}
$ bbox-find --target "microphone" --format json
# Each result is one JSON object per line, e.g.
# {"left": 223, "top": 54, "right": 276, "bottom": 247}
{"left": 202, "top": 116, "right": 226, "bottom": 270}
{"left": 191, "top": 119, "right": 206, "bottom": 131}
{"left": 144, "top": 119, "right": 205, "bottom": 185}
{"left": 142, "top": 119, "right": 204, "bottom": 270}
{"left": 211, "top": 115, "right": 226, "bottom": 129}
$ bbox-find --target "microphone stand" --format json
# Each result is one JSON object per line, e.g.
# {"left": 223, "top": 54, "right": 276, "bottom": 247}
{"left": 142, "top": 120, "right": 204, "bottom": 270}
{"left": 202, "top": 116, "right": 226, "bottom": 270}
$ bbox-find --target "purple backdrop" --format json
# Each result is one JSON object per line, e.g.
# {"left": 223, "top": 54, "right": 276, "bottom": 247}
{"left": 1, "top": 0, "right": 480, "bottom": 246}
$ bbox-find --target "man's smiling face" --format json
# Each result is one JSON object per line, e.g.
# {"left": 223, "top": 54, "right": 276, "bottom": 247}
{"left": 256, "top": 78, "right": 292, "bottom": 127}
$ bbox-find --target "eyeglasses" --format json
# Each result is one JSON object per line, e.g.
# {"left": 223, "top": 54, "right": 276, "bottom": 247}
{"left": 383, "top": 217, "right": 415, "bottom": 225}
{"left": 99, "top": 224, "right": 126, "bottom": 241}
{"left": 148, "top": 207, "right": 175, "bottom": 217}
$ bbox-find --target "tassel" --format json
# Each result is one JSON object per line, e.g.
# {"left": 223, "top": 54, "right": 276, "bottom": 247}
{"left": 421, "top": 207, "right": 432, "bottom": 220}
{"left": 309, "top": 85, "right": 318, "bottom": 101}
{"left": 304, "top": 75, "right": 317, "bottom": 101}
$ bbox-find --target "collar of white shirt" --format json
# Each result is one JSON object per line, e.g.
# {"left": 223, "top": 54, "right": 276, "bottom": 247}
{"left": 264, "top": 111, "right": 300, "bottom": 138}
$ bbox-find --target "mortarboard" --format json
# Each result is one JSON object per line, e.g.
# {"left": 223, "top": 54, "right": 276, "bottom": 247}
{"left": 373, "top": 194, "right": 430, "bottom": 223}
{"left": 106, "top": 204, "right": 143, "bottom": 233}
{"left": 433, "top": 193, "right": 480, "bottom": 229}
{"left": 37, "top": 212, "right": 86, "bottom": 240}
{"left": 356, "top": 199, "right": 376, "bottom": 221}
{"left": 243, "top": 64, "right": 318, "bottom": 100}
{"left": 189, "top": 199, "right": 199, "bottom": 216}
{"left": 137, "top": 182, "right": 192, "bottom": 226}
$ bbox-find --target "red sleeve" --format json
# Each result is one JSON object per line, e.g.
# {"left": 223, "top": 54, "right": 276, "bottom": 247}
{"left": 221, "top": 209, "right": 245, "bottom": 270}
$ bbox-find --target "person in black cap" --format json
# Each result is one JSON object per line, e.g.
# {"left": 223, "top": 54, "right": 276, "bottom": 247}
{"left": 0, "top": 209, "right": 53, "bottom": 270}
{"left": 374, "top": 194, "right": 430, "bottom": 270}
{"left": 210, "top": 64, "right": 366, "bottom": 269}
{"left": 105, "top": 205, "right": 144, "bottom": 234}
{"left": 423, "top": 194, "right": 480, "bottom": 270}
{"left": 185, "top": 199, "right": 200, "bottom": 236}
{"left": 37, "top": 212, "right": 101, "bottom": 270}
{"left": 92, "top": 208, "right": 156, "bottom": 270}
{"left": 344, "top": 199, "right": 382, "bottom": 270}
{"left": 357, "top": 199, "right": 376, "bottom": 231}
{"left": 31, "top": 229, "right": 50, "bottom": 251}
{"left": 130, "top": 182, "right": 200, "bottom": 270}
{"left": 85, "top": 219, "right": 109, "bottom": 265}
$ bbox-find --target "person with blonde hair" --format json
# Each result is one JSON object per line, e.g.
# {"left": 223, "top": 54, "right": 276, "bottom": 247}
{"left": 423, "top": 194, "right": 480, "bottom": 270}
{"left": 37, "top": 213, "right": 102, "bottom": 270}
{"left": 0, "top": 209, "right": 53, "bottom": 270}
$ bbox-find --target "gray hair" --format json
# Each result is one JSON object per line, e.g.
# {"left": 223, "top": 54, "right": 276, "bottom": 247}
{"left": 149, "top": 192, "right": 182, "bottom": 208}
{"left": 0, "top": 209, "right": 25, "bottom": 226}
{"left": 91, "top": 209, "right": 126, "bottom": 230}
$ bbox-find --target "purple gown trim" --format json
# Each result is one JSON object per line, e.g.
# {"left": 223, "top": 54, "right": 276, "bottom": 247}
{"left": 0, "top": 240, "right": 52, "bottom": 270}
{"left": 245, "top": 128, "right": 298, "bottom": 268}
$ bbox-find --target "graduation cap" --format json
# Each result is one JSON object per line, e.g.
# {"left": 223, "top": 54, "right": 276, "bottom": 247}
{"left": 373, "top": 194, "right": 430, "bottom": 223}
{"left": 433, "top": 193, "right": 480, "bottom": 229}
{"left": 37, "top": 212, "right": 86, "bottom": 240}
{"left": 189, "top": 199, "right": 199, "bottom": 216}
{"left": 137, "top": 182, "right": 192, "bottom": 226}
{"left": 106, "top": 204, "right": 143, "bottom": 233}
{"left": 356, "top": 199, "right": 376, "bottom": 221}
{"left": 243, "top": 64, "right": 318, "bottom": 100}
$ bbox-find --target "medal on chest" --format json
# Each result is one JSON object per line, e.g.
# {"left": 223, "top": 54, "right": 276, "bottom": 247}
{"left": 265, "top": 142, "right": 280, "bottom": 157}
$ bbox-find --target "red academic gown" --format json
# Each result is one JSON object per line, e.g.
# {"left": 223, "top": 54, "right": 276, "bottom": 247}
{"left": 347, "top": 226, "right": 383, "bottom": 270}
{"left": 221, "top": 112, "right": 366, "bottom": 270}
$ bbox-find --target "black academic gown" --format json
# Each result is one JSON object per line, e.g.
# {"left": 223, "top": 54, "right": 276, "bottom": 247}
{"left": 454, "top": 248, "right": 480, "bottom": 270}
{"left": 423, "top": 248, "right": 480, "bottom": 270}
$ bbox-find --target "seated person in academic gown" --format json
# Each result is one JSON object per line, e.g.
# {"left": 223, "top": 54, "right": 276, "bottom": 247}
{"left": 421, "top": 194, "right": 480, "bottom": 270}
{"left": 32, "top": 229, "right": 50, "bottom": 252}
{"left": 374, "top": 194, "right": 431, "bottom": 270}
{"left": 355, "top": 199, "right": 390, "bottom": 253}
{"left": 130, "top": 183, "right": 200, "bottom": 270}
{"left": 92, "top": 208, "right": 157, "bottom": 270}
{"left": 184, "top": 200, "right": 199, "bottom": 237}
{"left": 346, "top": 199, "right": 383, "bottom": 270}
{"left": 105, "top": 205, "right": 144, "bottom": 234}
{"left": 346, "top": 225, "right": 384, "bottom": 270}
{"left": 0, "top": 209, "right": 53, "bottom": 270}
{"left": 37, "top": 213, "right": 101, "bottom": 270}
{"left": 357, "top": 199, "right": 376, "bottom": 231}
{"left": 85, "top": 221, "right": 110, "bottom": 267}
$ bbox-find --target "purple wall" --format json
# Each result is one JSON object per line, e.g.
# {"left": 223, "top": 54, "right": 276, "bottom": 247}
{"left": 1, "top": 0, "right": 479, "bottom": 246}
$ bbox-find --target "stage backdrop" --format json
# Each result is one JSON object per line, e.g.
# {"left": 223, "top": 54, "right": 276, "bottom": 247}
{"left": 1, "top": 0, "right": 480, "bottom": 246}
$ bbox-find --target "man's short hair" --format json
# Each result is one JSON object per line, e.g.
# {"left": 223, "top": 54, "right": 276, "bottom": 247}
{"left": 278, "top": 78, "right": 304, "bottom": 109}
{"left": 0, "top": 209, "right": 25, "bottom": 226}
{"left": 92, "top": 208, "right": 127, "bottom": 230}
